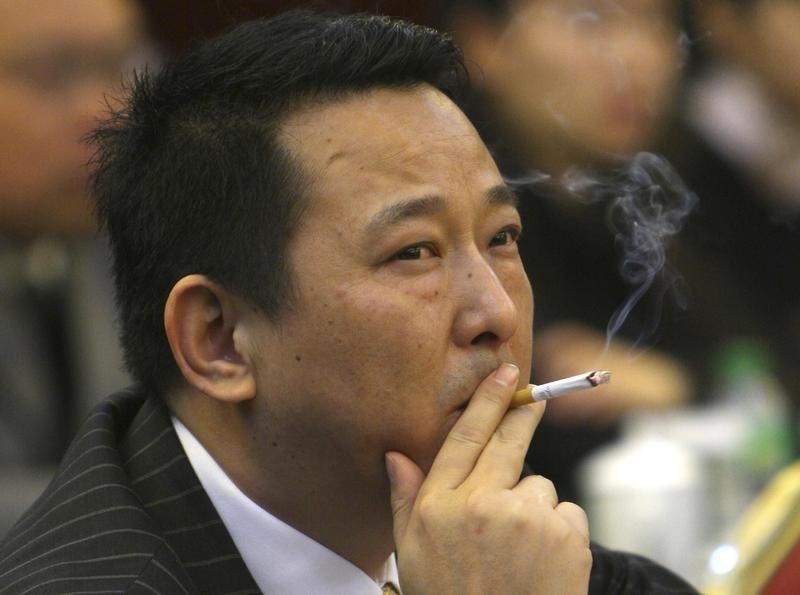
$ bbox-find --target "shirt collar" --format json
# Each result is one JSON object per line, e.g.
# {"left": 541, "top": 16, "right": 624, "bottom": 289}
{"left": 172, "top": 416, "right": 400, "bottom": 595}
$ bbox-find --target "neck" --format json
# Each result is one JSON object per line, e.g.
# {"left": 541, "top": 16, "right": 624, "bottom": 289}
{"left": 170, "top": 390, "right": 395, "bottom": 577}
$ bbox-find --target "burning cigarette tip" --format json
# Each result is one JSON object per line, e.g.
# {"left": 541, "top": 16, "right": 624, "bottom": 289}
{"left": 587, "top": 370, "right": 612, "bottom": 386}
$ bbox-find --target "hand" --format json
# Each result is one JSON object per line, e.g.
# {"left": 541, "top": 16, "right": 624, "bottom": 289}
{"left": 534, "top": 323, "right": 692, "bottom": 426}
{"left": 386, "top": 363, "right": 592, "bottom": 595}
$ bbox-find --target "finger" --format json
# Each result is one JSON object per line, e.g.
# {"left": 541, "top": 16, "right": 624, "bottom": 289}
{"left": 425, "top": 363, "right": 519, "bottom": 490}
{"left": 513, "top": 473, "right": 559, "bottom": 510}
{"left": 385, "top": 451, "right": 426, "bottom": 543}
{"left": 464, "top": 402, "right": 545, "bottom": 489}
{"left": 555, "top": 501, "right": 590, "bottom": 545}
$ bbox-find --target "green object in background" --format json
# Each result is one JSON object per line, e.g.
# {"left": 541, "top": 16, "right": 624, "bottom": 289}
{"left": 714, "top": 339, "right": 793, "bottom": 484}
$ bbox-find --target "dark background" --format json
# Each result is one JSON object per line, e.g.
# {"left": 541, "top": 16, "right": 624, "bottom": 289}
{"left": 138, "top": 1, "right": 438, "bottom": 54}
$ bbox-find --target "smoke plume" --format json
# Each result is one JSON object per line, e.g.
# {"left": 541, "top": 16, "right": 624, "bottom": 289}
{"left": 562, "top": 152, "right": 698, "bottom": 348}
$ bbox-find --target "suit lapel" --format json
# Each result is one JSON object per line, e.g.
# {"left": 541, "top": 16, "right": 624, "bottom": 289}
{"left": 120, "top": 395, "right": 260, "bottom": 594}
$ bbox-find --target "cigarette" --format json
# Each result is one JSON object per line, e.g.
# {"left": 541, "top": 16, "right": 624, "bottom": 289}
{"left": 510, "top": 370, "right": 611, "bottom": 408}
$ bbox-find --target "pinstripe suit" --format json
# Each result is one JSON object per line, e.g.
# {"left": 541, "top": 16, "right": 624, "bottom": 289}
{"left": 0, "top": 386, "right": 698, "bottom": 594}
{"left": 0, "top": 387, "right": 259, "bottom": 594}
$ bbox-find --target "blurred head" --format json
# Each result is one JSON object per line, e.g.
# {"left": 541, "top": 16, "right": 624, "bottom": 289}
{"left": 0, "top": 0, "right": 145, "bottom": 239}
{"left": 697, "top": 0, "right": 800, "bottom": 116}
{"left": 448, "top": 0, "right": 685, "bottom": 174}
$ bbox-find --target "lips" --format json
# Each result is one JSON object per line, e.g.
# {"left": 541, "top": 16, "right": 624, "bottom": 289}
{"left": 448, "top": 358, "right": 512, "bottom": 412}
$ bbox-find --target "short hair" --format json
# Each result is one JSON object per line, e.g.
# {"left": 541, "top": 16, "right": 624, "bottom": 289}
{"left": 90, "top": 10, "right": 469, "bottom": 393}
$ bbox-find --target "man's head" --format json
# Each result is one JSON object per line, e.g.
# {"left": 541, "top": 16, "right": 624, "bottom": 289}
{"left": 93, "top": 10, "right": 533, "bottom": 564}
{"left": 92, "top": 13, "right": 533, "bottom": 552}
{"left": 92, "top": 10, "right": 531, "bottom": 443}
{"left": 92, "top": 11, "right": 472, "bottom": 394}
{"left": 0, "top": 0, "right": 144, "bottom": 238}
{"left": 445, "top": 0, "right": 685, "bottom": 174}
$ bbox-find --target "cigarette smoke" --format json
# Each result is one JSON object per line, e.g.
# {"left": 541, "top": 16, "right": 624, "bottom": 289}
{"left": 561, "top": 152, "right": 697, "bottom": 349}
{"left": 497, "top": 3, "right": 700, "bottom": 352}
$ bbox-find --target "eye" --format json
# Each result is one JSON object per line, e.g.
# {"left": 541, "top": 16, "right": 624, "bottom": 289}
{"left": 394, "top": 244, "right": 437, "bottom": 261}
{"left": 489, "top": 227, "right": 521, "bottom": 248}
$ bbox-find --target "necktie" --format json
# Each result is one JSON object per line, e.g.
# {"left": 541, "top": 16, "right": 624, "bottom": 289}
{"left": 382, "top": 582, "right": 400, "bottom": 594}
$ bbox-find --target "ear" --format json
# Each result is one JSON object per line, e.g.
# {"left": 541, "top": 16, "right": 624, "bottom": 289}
{"left": 164, "top": 274, "right": 256, "bottom": 403}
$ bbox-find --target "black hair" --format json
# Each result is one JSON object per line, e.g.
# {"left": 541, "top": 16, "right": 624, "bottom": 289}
{"left": 89, "top": 10, "right": 469, "bottom": 393}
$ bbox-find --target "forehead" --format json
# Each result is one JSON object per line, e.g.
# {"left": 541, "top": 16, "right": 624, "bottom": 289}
{"left": 280, "top": 85, "right": 503, "bottom": 219}
{"left": 510, "top": 0, "right": 677, "bottom": 20}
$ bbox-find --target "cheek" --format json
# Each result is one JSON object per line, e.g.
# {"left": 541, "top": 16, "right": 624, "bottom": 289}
{"left": 299, "top": 289, "right": 453, "bottom": 460}
{"left": 296, "top": 285, "right": 450, "bottom": 395}
{"left": 642, "top": 46, "right": 681, "bottom": 94}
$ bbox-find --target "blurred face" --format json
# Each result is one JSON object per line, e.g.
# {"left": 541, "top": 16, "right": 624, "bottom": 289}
{"left": 251, "top": 86, "right": 533, "bottom": 478}
{"left": 0, "top": 0, "right": 144, "bottom": 238}
{"left": 484, "top": 0, "right": 683, "bottom": 170}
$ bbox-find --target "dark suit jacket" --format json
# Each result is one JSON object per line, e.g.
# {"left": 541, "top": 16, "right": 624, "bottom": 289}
{"left": 0, "top": 387, "right": 698, "bottom": 594}
{"left": 0, "top": 387, "right": 259, "bottom": 594}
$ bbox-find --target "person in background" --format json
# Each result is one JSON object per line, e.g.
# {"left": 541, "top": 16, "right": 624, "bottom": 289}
{"left": 662, "top": 0, "right": 800, "bottom": 419}
{"left": 443, "top": 0, "right": 694, "bottom": 501}
{"left": 0, "top": 11, "right": 699, "bottom": 593}
{"left": 0, "top": 0, "right": 147, "bottom": 531}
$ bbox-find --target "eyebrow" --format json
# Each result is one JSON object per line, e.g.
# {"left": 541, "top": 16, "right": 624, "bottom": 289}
{"left": 487, "top": 183, "right": 519, "bottom": 209}
{"left": 366, "top": 195, "right": 445, "bottom": 235}
{"left": 366, "top": 184, "right": 518, "bottom": 235}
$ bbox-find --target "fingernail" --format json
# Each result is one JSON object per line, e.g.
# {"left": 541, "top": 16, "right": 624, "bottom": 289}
{"left": 495, "top": 363, "right": 519, "bottom": 386}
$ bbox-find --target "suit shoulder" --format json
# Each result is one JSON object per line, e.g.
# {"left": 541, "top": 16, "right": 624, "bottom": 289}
{"left": 0, "top": 389, "right": 192, "bottom": 593}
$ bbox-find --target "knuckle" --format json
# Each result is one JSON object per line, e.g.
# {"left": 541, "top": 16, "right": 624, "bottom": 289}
{"left": 523, "top": 474, "right": 557, "bottom": 503}
{"left": 494, "top": 423, "right": 528, "bottom": 453}
{"left": 533, "top": 475, "right": 557, "bottom": 498}
{"left": 552, "top": 518, "right": 590, "bottom": 553}
{"left": 446, "top": 424, "right": 486, "bottom": 449}
{"left": 481, "top": 387, "right": 508, "bottom": 407}
{"left": 416, "top": 493, "right": 445, "bottom": 525}
{"left": 464, "top": 489, "right": 496, "bottom": 528}
{"left": 509, "top": 505, "right": 535, "bottom": 533}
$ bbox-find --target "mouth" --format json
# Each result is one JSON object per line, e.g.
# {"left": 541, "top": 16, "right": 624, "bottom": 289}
{"left": 448, "top": 359, "right": 516, "bottom": 413}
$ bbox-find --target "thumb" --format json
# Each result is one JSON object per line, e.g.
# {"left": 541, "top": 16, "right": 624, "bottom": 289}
{"left": 385, "top": 451, "right": 425, "bottom": 541}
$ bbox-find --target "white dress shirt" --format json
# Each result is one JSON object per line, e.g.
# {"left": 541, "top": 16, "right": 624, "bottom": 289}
{"left": 172, "top": 417, "right": 400, "bottom": 594}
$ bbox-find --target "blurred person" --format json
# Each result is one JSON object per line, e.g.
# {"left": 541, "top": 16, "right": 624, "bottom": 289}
{"left": 444, "top": 0, "right": 695, "bottom": 500}
{"left": 660, "top": 0, "right": 800, "bottom": 425}
{"left": 0, "top": 0, "right": 145, "bottom": 521}
{"left": 684, "top": 0, "right": 800, "bottom": 211}
{"left": 0, "top": 11, "right": 699, "bottom": 593}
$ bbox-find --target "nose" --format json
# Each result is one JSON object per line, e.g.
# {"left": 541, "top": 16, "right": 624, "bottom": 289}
{"left": 451, "top": 250, "right": 519, "bottom": 350}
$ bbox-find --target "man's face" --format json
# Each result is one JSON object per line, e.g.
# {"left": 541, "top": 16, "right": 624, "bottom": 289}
{"left": 486, "top": 0, "right": 682, "bottom": 162}
{"left": 0, "top": 0, "right": 144, "bottom": 238}
{"left": 250, "top": 85, "right": 533, "bottom": 477}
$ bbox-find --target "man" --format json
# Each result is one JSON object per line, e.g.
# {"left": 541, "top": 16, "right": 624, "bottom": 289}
{"left": 0, "top": 0, "right": 144, "bottom": 531}
{"left": 0, "top": 11, "right": 698, "bottom": 593}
